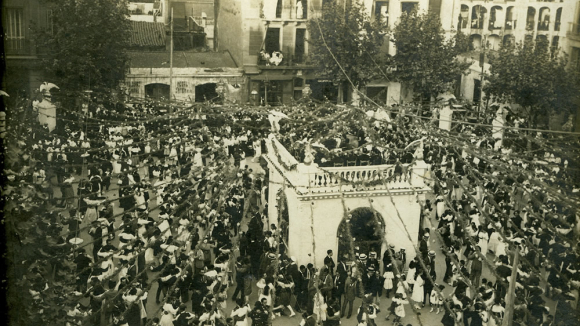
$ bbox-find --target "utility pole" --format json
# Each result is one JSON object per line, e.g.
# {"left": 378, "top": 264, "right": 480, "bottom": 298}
{"left": 501, "top": 248, "right": 520, "bottom": 326}
{"left": 169, "top": 7, "right": 174, "bottom": 109}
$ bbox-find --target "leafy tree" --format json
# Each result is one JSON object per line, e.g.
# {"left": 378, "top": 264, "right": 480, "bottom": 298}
{"left": 485, "top": 39, "right": 580, "bottom": 127}
{"left": 35, "top": 0, "right": 131, "bottom": 91}
{"left": 307, "top": 0, "right": 388, "bottom": 93}
{"left": 390, "top": 9, "right": 471, "bottom": 101}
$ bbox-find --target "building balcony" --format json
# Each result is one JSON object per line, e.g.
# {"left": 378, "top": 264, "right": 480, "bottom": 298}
{"left": 264, "top": 135, "right": 430, "bottom": 197}
{"left": 504, "top": 20, "right": 516, "bottom": 30}
{"left": 257, "top": 53, "right": 314, "bottom": 69}
{"left": 526, "top": 22, "right": 535, "bottom": 31}
{"left": 537, "top": 21, "right": 550, "bottom": 31}
{"left": 488, "top": 21, "right": 503, "bottom": 31}
{"left": 568, "top": 23, "right": 580, "bottom": 42}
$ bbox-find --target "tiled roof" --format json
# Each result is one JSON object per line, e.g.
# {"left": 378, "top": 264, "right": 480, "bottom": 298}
{"left": 129, "top": 21, "right": 166, "bottom": 47}
{"left": 127, "top": 51, "right": 238, "bottom": 68}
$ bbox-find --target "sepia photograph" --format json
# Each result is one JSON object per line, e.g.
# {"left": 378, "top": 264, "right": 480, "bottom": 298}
{"left": 1, "top": 0, "right": 579, "bottom": 325}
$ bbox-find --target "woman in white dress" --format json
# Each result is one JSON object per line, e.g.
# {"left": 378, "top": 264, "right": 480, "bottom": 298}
{"left": 411, "top": 271, "right": 425, "bottom": 309}
{"left": 193, "top": 149, "right": 204, "bottom": 168}
{"left": 383, "top": 264, "right": 395, "bottom": 298}
{"left": 144, "top": 233, "right": 158, "bottom": 265}
{"left": 395, "top": 279, "right": 409, "bottom": 299}
{"left": 257, "top": 276, "right": 275, "bottom": 307}
{"left": 435, "top": 195, "right": 445, "bottom": 220}
{"left": 406, "top": 261, "right": 417, "bottom": 289}
{"left": 487, "top": 226, "right": 501, "bottom": 256}
{"left": 252, "top": 137, "right": 262, "bottom": 162}
{"left": 477, "top": 228, "right": 489, "bottom": 255}
{"left": 112, "top": 149, "right": 122, "bottom": 174}
{"left": 231, "top": 299, "right": 251, "bottom": 326}
{"left": 176, "top": 217, "right": 191, "bottom": 244}
{"left": 313, "top": 288, "right": 327, "bottom": 323}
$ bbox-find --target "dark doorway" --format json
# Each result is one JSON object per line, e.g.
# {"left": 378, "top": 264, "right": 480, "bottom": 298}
{"left": 145, "top": 83, "right": 170, "bottom": 100}
{"left": 195, "top": 83, "right": 218, "bottom": 102}
{"left": 473, "top": 79, "right": 482, "bottom": 104}
{"left": 337, "top": 207, "right": 384, "bottom": 261}
{"left": 259, "top": 80, "right": 284, "bottom": 106}
{"left": 366, "top": 86, "right": 388, "bottom": 105}
{"left": 307, "top": 79, "right": 339, "bottom": 103}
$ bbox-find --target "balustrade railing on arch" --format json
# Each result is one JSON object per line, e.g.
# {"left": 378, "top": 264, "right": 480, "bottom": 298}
{"left": 308, "top": 164, "right": 414, "bottom": 190}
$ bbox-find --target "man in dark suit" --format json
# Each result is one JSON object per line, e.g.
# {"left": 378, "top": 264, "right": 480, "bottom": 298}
{"left": 232, "top": 256, "right": 248, "bottom": 302}
{"left": 419, "top": 233, "right": 430, "bottom": 261}
{"left": 324, "top": 249, "right": 336, "bottom": 277}
{"left": 75, "top": 249, "right": 93, "bottom": 292}
{"left": 286, "top": 257, "right": 302, "bottom": 312}
{"left": 383, "top": 245, "right": 395, "bottom": 270}
{"left": 362, "top": 266, "right": 381, "bottom": 303}
{"left": 336, "top": 256, "right": 348, "bottom": 280}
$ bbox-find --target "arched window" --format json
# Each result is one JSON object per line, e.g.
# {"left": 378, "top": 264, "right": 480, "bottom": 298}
{"left": 489, "top": 6, "right": 504, "bottom": 30}
{"left": 538, "top": 7, "right": 550, "bottom": 31}
{"left": 459, "top": 5, "right": 469, "bottom": 30}
{"left": 555, "top": 8, "right": 562, "bottom": 31}
{"left": 488, "top": 34, "right": 501, "bottom": 50}
{"left": 505, "top": 6, "right": 515, "bottom": 30}
{"left": 471, "top": 6, "right": 487, "bottom": 30}
{"left": 470, "top": 34, "right": 482, "bottom": 50}
{"left": 503, "top": 34, "right": 515, "bottom": 47}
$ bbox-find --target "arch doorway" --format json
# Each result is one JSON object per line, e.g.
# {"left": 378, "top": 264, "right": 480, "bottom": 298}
{"left": 145, "top": 83, "right": 170, "bottom": 100}
{"left": 337, "top": 207, "right": 385, "bottom": 261}
{"left": 195, "top": 83, "right": 218, "bottom": 102}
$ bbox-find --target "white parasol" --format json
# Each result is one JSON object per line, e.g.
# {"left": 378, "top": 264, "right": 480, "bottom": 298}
{"left": 404, "top": 137, "right": 427, "bottom": 150}
{"left": 69, "top": 238, "right": 84, "bottom": 245}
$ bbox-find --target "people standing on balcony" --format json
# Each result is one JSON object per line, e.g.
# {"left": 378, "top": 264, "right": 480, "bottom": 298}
{"left": 296, "top": 1, "right": 303, "bottom": 19}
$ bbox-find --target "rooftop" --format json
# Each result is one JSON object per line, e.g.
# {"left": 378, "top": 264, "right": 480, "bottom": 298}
{"left": 127, "top": 51, "right": 238, "bottom": 68}
{"left": 129, "top": 21, "right": 166, "bottom": 47}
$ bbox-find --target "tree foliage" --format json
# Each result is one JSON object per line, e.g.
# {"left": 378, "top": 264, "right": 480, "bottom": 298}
{"left": 35, "top": 0, "right": 131, "bottom": 91}
{"left": 485, "top": 39, "right": 580, "bottom": 126}
{"left": 391, "top": 9, "right": 471, "bottom": 100}
{"left": 307, "top": 0, "right": 388, "bottom": 88}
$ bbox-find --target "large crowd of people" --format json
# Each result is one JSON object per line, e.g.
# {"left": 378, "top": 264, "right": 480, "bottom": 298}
{"left": 2, "top": 91, "right": 579, "bottom": 326}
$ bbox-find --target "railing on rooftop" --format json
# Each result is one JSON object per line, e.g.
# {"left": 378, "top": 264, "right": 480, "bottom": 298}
{"left": 190, "top": 16, "right": 215, "bottom": 27}
{"left": 308, "top": 164, "right": 417, "bottom": 190}
{"left": 266, "top": 135, "right": 428, "bottom": 194}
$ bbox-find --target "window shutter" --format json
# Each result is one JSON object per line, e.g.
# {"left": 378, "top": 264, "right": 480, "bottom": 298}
{"left": 249, "top": 27, "right": 263, "bottom": 54}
